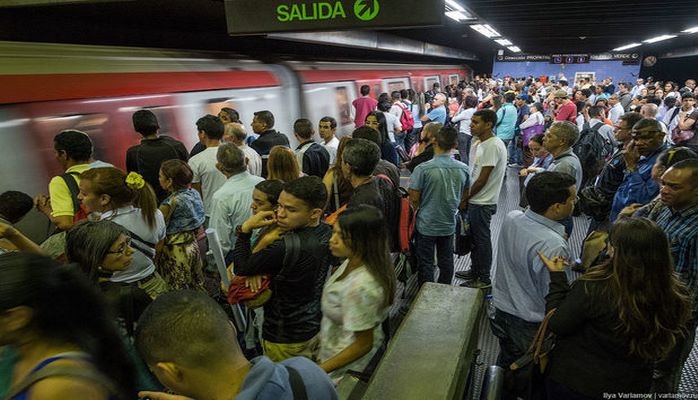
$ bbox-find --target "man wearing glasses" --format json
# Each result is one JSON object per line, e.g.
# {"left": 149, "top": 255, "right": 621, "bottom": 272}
{"left": 609, "top": 118, "right": 669, "bottom": 221}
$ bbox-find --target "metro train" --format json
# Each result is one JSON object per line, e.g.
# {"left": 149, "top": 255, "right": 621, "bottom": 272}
{"left": 0, "top": 40, "right": 471, "bottom": 199}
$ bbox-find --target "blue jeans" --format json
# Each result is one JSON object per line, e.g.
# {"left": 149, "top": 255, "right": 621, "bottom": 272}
{"left": 468, "top": 203, "right": 497, "bottom": 280}
{"left": 489, "top": 308, "right": 540, "bottom": 368}
{"left": 457, "top": 133, "right": 472, "bottom": 165}
{"left": 415, "top": 230, "right": 455, "bottom": 286}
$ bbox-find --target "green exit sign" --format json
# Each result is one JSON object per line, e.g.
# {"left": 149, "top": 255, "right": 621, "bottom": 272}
{"left": 225, "top": 0, "right": 444, "bottom": 35}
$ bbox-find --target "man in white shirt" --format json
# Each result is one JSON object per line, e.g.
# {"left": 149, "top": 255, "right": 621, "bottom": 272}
{"left": 318, "top": 116, "right": 340, "bottom": 166}
{"left": 209, "top": 143, "right": 264, "bottom": 259}
{"left": 457, "top": 109, "right": 507, "bottom": 289}
{"left": 607, "top": 94, "right": 625, "bottom": 124}
{"left": 378, "top": 101, "right": 401, "bottom": 143}
{"left": 223, "top": 122, "right": 262, "bottom": 177}
{"left": 188, "top": 115, "right": 228, "bottom": 221}
{"left": 631, "top": 78, "right": 646, "bottom": 98}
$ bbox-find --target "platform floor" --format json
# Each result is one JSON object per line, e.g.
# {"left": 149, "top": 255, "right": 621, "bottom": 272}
{"left": 391, "top": 166, "right": 698, "bottom": 398}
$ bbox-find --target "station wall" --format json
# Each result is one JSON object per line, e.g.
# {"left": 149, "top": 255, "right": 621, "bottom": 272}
{"left": 492, "top": 60, "right": 641, "bottom": 84}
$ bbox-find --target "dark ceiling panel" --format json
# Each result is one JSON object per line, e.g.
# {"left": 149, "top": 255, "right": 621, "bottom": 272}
{"left": 0, "top": 0, "right": 695, "bottom": 70}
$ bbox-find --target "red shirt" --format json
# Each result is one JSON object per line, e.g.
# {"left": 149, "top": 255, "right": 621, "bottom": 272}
{"left": 555, "top": 101, "right": 577, "bottom": 122}
{"left": 352, "top": 96, "right": 378, "bottom": 128}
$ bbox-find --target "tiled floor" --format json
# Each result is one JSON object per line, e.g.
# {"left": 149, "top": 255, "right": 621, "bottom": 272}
{"left": 390, "top": 166, "right": 698, "bottom": 398}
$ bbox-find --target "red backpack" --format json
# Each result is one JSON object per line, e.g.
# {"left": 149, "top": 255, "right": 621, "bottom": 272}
{"left": 397, "top": 102, "right": 415, "bottom": 133}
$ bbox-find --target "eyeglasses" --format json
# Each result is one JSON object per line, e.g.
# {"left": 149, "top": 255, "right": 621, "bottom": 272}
{"left": 630, "top": 130, "right": 661, "bottom": 140}
{"left": 106, "top": 238, "right": 132, "bottom": 256}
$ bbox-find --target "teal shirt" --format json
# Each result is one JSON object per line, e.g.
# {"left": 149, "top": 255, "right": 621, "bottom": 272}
{"left": 409, "top": 154, "right": 469, "bottom": 236}
{"left": 495, "top": 103, "right": 518, "bottom": 140}
{"left": 0, "top": 346, "right": 18, "bottom": 398}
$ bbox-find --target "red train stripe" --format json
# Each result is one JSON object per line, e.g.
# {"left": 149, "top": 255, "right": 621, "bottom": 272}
{"left": 0, "top": 71, "right": 279, "bottom": 104}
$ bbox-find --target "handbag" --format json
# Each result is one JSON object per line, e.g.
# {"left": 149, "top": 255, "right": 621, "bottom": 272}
{"left": 227, "top": 232, "right": 301, "bottom": 309}
{"left": 671, "top": 125, "right": 695, "bottom": 144}
{"left": 521, "top": 123, "right": 545, "bottom": 147}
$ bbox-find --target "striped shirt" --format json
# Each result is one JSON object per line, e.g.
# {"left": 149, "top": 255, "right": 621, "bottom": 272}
{"left": 642, "top": 202, "right": 698, "bottom": 314}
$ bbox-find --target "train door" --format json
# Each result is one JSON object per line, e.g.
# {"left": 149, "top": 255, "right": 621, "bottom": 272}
{"left": 177, "top": 86, "right": 290, "bottom": 148}
{"left": 424, "top": 76, "right": 440, "bottom": 92}
{"left": 303, "top": 82, "right": 357, "bottom": 138}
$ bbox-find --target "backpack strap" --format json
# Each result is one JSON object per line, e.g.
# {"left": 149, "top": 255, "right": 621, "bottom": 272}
{"left": 590, "top": 122, "right": 604, "bottom": 132}
{"left": 124, "top": 229, "right": 157, "bottom": 260}
{"left": 284, "top": 365, "right": 308, "bottom": 400}
{"left": 3, "top": 363, "right": 117, "bottom": 400}
{"left": 495, "top": 107, "right": 507, "bottom": 128}
{"left": 276, "top": 232, "right": 301, "bottom": 281}
{"left": 60, "top": 172, "right": 81, "bottom": 214}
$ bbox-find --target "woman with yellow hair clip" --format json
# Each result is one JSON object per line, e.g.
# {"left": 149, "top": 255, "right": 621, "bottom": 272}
{"left": 79, "top": 167, "right": 169, "bottom": 298}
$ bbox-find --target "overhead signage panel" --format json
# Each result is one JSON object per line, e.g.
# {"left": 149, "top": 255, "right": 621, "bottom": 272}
{"left": 225, "top": 0, "right": 444, "bottom": 35}
{"left": 496, "top": 53, "right": 640, "bottom": 63}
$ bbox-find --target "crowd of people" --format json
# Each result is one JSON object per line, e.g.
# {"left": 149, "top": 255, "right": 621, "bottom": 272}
{"left": 0, "top": 72, "right": 697, "bottom": 399}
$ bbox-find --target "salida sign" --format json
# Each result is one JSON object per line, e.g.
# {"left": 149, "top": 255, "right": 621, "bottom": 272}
{"left": 225, "top": 0, "right": 443, "bottom": 35}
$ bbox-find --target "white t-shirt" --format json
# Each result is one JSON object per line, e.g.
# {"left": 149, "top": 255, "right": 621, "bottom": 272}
{"left": 323, "top": 136, "right": 340, "bottom": 165}
{"left": 319, "top": 261, "right": 387, "bottom": 379}
{"left": 382, "top": 112, "right": 402, "bottom": 142}
{"left": 188, "top": 146, "right": 227, "bottom": 216}
{"left": 469, "top": 136, "right": 507, "bottom": 205}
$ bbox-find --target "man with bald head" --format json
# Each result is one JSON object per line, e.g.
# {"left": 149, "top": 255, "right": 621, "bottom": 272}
{"left": 224, "top": 122, "right": 261, "bottom": 177}
{"left": 421, "top": 92, "right": 447, "bottom": 125}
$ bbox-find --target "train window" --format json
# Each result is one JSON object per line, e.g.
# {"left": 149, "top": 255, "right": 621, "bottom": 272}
{"left": 424, "top": 76, "right": 440, "bottom": 91}
{"left": 33, "top": 113, "right": 111, "bottom": 163}
{"left": 335, "top": 87, "right": 352, "bottom": 127}
{"left": 140, "top": 106, "right": 177, "bottom": 138}
{"left": 383, "top": 78, "right": 409, "bottom": 94}
{"left": 205, "top": 98, "right": 241, "bottom": 123}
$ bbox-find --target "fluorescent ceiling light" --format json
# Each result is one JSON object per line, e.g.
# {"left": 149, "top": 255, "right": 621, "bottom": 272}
{"left": 613, "top": 43, "right": 642, "bottom": 51}
{"left": 445, "top": 0, "right": 465, "bottom": 12}
{"left": 495, "top": 39, "right": 512, "bottom": 46}
{"left": 470, "top": 24, "right": 500, "bottom": 38}
{"left": 445, "top": 11, "right": 472, "bottom": 22}
{"left": 682, "top": 26, "right": 698, "bottom": 34}
{"left": 508, "top": 46, "right": 521, "bottom": 53}
{"left": 643, "top": 34, "right": 677, "bottom": 44}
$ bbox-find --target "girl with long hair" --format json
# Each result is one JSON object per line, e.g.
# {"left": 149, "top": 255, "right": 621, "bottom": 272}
{"left": 319, "top": 205, "right": 396, "bottom": 380}
{"left": 365, "top": 111, "right": 399, "bottom": 166}
{"left": 266, "top": 145, "right": 301, "bottom": 183}
{"left": 0, "top": 252, "right": 137, "bottom": 399}
{"left": 157, "top": 159, "right": 206, "bottom": 290}
{"left": 538, "top": 217, "right": 691, "bottom": 398}
{"left": 79, "top": 167, "right": 168, "bottom": 298}
{"left": 322, "top": 136, "right": 353, "bottom": 214}
{"left": 65, "top": 220, "right": 161, "bottom": 391}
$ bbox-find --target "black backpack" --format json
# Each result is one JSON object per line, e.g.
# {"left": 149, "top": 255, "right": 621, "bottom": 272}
{"left": 573, "top": 122, "right": 613, "bottom": 188}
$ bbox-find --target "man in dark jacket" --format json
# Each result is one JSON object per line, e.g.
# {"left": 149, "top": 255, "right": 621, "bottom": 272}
{"left": 126, "top": 109, "right": 188, "bottom": 203}
{"left": 249, "top": 110, "right": 290, "bottom": 178}
{"left": 233, "top": 176, "right": 331, "bottom": 361}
